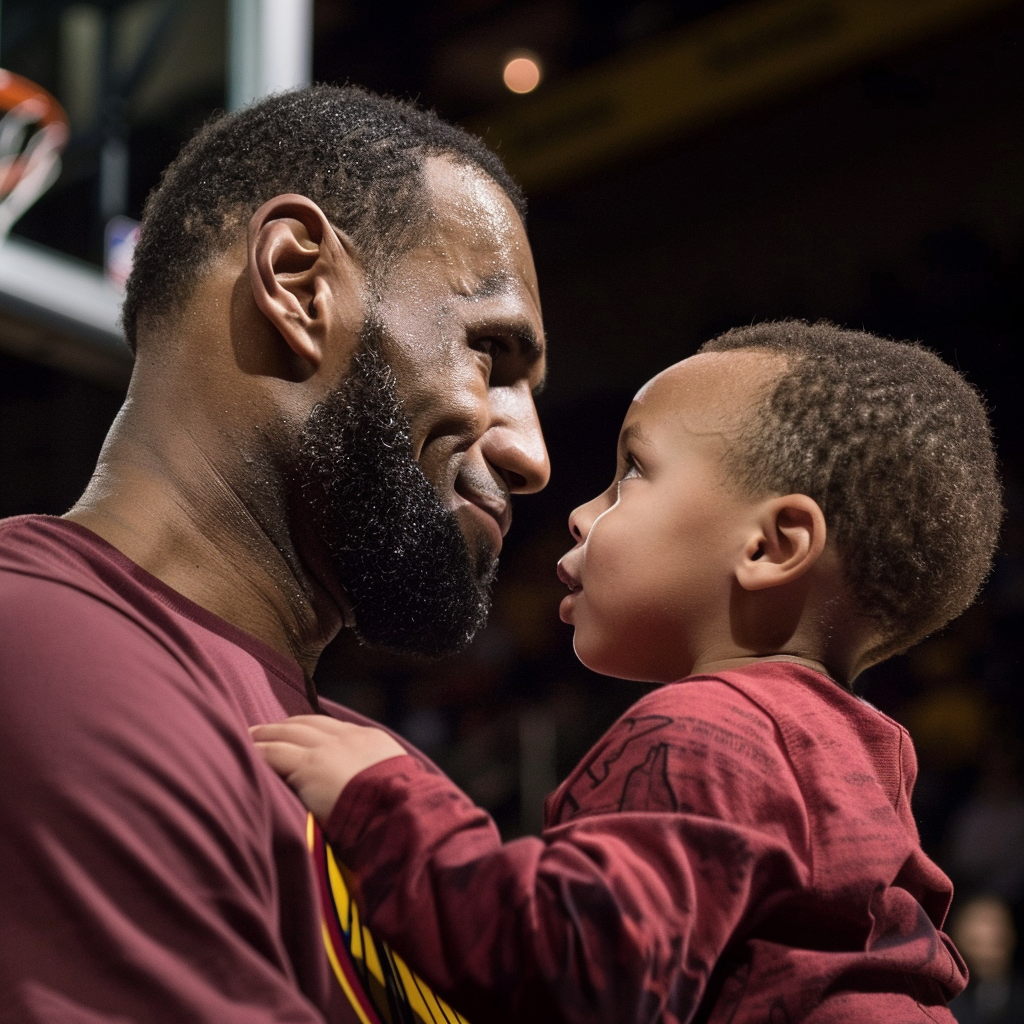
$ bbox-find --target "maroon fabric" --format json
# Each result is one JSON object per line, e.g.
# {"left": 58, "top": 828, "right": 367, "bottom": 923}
{"left": 327, "top": 663, "right": 968, "bottom": 1024}
{"left": 0, "top": 515, "right": 379, "bottom": 1023}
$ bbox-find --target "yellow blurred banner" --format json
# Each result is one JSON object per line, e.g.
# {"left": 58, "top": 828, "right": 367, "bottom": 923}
{"left": 470, "top": 0, "right": 1016, "bottom": 189}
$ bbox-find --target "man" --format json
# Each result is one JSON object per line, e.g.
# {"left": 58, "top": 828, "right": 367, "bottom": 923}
{"left": 0, "top": 86, "right": 548, "bottom": 1023}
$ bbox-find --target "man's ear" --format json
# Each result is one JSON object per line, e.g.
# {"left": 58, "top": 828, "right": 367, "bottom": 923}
{"left": 248, "top": 194, "right": 364, "bottom": 373}
{"left": 735, "top": 495, "right": 827, "bottom": 592}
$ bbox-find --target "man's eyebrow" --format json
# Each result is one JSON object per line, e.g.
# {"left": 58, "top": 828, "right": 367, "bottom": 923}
{"left": 509, "top": 322, "right": 545, "bottom": 360}
{"left": 466, "top": 274, "right": 512, "bottom": 299}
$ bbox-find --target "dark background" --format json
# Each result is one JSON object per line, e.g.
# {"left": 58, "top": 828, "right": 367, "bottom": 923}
{"left": 3, "top": 0, "right": 1023, "bottom": 983}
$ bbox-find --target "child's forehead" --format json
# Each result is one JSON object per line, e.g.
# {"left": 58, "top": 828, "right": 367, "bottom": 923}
{"left": 630, "top": 351, "right": 783, "bottom": 434}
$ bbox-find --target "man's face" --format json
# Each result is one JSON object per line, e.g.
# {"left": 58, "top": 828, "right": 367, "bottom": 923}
{"left": 375, "top": 157, "right": 549, "bottom": 560}
{"left": 295, "top": 157, "right": 549, "bottom": 657}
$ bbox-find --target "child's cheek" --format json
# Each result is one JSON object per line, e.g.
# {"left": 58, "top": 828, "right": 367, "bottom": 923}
{"left": 572, "top": 544, "right": 655, "bottom": 678}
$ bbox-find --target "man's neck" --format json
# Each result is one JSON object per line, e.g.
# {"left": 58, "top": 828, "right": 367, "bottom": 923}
{"left": 66, "top": 425, "right": 343, "bottom": 675}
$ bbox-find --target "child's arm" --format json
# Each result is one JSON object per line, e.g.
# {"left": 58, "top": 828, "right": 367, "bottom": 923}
{"left": 252, "top": 702, "right": 809, "bottom": 1024}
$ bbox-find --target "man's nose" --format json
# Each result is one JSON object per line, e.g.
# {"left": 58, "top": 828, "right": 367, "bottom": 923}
{"left": 481, "top": 385, "right": 550, "bottom": 494}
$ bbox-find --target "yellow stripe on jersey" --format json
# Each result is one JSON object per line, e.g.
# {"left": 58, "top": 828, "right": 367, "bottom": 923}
{"left": 321, "top": 918, "right": 376, "bottom": 1024}
{"left": 363, "top": 926, "right": 386, "bottom": 987}
{"left": 310, "top": 813, "right": 476, "bottom": 1024}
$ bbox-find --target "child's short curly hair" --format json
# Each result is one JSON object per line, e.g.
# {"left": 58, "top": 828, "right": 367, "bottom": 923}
{"left": 700, "top": 320, "right": 1002, "bottom": 659}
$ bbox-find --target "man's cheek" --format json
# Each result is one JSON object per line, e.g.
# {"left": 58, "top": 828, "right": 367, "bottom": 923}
{"left": 416, "top": 447, "right": 459, "bottom": 497}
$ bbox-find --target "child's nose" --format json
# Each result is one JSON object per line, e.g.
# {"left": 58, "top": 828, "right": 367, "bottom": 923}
{"left": 568, "top": 498, "right": 598, "bottom": 542}
{"left": 569, "top": 510, "right": 583, "bottom": 542}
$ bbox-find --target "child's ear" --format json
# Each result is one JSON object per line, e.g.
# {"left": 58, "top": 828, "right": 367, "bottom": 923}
{"left": 735, "top": 495, "right": 826, "bottom": 591}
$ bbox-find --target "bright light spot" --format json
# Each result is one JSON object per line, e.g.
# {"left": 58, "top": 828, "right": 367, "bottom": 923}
{"left": 503, "top": 53, "right": 542, "bottom": 94}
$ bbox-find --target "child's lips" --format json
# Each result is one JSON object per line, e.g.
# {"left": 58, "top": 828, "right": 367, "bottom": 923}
{"left": 556, "top": 561, "right": 581, "bottom": 593}
{"left": 556, "top": 561, "right": 582, "bottom": 623}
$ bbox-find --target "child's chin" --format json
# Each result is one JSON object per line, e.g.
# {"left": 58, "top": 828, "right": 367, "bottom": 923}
{"left": 571, "top": 633, "right": 607, "bottom": 675}
{"left": 573, "top": 635, "right": 650, "bottom": 682}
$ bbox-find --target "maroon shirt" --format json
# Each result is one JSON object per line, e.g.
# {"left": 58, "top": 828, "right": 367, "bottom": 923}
{"left": 327, "top": 663, "right": 968, "bottom": 1023}
{"left": 0, "top": 515, "right": 400, "bottom": 1022}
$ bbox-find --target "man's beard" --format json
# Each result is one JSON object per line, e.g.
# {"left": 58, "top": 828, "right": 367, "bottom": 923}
{"left": 292, "top": 337, "right": 497, "bottom": 657}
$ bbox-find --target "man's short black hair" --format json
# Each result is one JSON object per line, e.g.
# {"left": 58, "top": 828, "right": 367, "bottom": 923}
{"left": 123, "top": 85, "right": 526, "bottom": 353}
{"left": 700, "top": 320, "right": 1002, "bottom": 660}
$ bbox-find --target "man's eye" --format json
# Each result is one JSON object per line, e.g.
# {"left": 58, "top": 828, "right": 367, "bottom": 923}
{"left": 471, "top": 337, "right": 506, "bottom": 359}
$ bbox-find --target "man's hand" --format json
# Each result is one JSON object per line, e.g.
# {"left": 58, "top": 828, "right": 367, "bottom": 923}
{"left": 250, "top": 717, "right": 407, "bottom": 824}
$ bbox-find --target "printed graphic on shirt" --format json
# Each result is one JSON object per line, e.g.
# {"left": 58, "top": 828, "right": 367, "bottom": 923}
{"left": 557, "top": 713, "right": 679, "bottom": 819}
{"left": 556, "top": 704, "right": 781, "bottom": 825}
{"left": 308, "top": 814, "right": 472, "bottom": 1024}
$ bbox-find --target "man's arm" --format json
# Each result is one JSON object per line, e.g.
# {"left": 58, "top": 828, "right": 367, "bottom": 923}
{"left": 0, "top": 577, "right": 328, "bottom": 1023}
{"left": 254, "top": 686, "right": 810, "bottom": 1024}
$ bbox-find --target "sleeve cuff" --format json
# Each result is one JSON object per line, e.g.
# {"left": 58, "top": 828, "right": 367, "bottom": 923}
{"left": 323, "top": 754, "right": 425, "bottom": 856}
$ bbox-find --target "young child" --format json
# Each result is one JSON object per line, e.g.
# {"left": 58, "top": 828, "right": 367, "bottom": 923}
{"left": 252, "top": 321, "right": 1001, "bottom": 1024}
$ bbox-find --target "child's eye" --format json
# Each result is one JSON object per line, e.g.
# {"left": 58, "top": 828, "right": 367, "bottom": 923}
{"left": 620, "top": 456, "right": 641, "bottom": 481}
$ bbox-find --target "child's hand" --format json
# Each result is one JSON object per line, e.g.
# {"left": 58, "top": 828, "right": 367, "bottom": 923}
{"left": 250, "top": 716, "right": 407, "bottom": 824}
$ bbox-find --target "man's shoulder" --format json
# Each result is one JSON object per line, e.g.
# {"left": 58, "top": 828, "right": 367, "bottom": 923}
{"left": 0, "top": 514, "right": 127, "bottom": 608}
{"left": 1, "top": 513, "right": 88, "bottom": 554}
{"left": 0, "top": 514, "right": 303, "bottom": 730}
{"left": 1, "top": 546, "right": 204, "bottom": 736}
{"left": 0, "top": 522, "right": 284, "bottom": 825}
{"left": 0, "top": 515, "right": 181, "bottom": 667}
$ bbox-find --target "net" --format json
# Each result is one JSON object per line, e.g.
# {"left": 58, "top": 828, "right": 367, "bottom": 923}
{"left": 0, "top": 69, "right": 70, "bottom": 241}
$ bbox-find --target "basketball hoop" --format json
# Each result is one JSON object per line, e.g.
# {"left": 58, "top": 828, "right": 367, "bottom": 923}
{"left": 0, "top": 70, "right": 69, "bottom": 242}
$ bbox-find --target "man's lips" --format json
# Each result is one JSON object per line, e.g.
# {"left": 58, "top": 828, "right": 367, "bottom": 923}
{"left": 455, "top": 489, "right": 511, "bottom": 554}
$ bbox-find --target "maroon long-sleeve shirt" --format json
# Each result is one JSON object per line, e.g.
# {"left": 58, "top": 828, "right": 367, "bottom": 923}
{"left": 0, "top": 515, "right": 967, "bottom": 1023}
{"left": 0, "top": 515, "right": 441, "bottom": 1023}
{"left": 325, "top": 662, "right": 967, "bottom": 1024}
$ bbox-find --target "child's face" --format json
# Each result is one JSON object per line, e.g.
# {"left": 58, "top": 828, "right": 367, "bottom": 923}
{"left": 557, "top": 352, "right": 780, "bottom": 682}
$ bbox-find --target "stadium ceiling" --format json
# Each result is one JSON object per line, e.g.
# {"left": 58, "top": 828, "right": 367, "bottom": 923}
{"left": 0, "top": 0, "right": 1014, "bottom": 387}
{"left": 468, "top": 0, "right": 1018, "bottom": 190}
